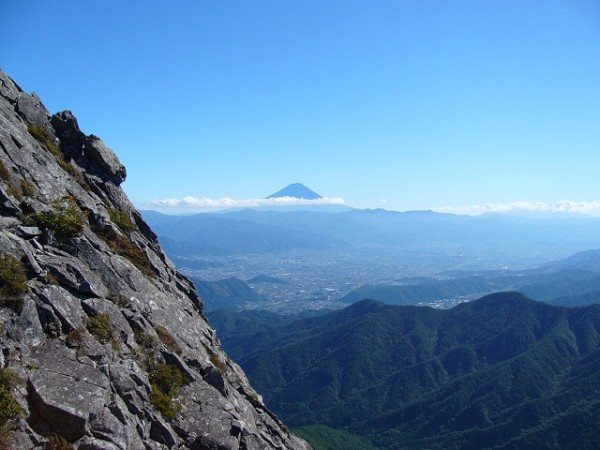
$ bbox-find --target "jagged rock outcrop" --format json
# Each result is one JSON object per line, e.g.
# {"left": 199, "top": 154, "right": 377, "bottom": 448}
{"left": 0, "top": 69, "right": 311, "bottom": 450}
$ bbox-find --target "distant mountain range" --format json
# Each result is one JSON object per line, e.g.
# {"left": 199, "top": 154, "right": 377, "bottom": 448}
{"left": 142, "top": 208, "right": 600, "bottom": 258}
{"left": 211, "top": 292, "right": 600, "bottom": 449}
{"left": 142, "top": 210, "right": 349, "bottom": 255}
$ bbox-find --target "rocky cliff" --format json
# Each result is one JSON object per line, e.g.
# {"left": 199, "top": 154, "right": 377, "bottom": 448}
{"left": 0, "top": 69, "right": 310, "bottom": 450}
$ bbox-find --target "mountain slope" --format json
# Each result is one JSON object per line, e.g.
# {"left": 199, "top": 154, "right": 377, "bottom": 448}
{"left": 218, "top": 293, "right": 600, "bottom": 449}
{"left": 188, "top": 277, "right": 265, "bottom": 312}
{"left": 267, "top": 183, "right": 322, "bottom": 199}
{"left": 0, "top": 70, "right": 309, "bottom": 449}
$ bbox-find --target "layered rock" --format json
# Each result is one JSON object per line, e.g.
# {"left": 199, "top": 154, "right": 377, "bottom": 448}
{"left": 0, "top": 69, "right": 310, "bottom": 450}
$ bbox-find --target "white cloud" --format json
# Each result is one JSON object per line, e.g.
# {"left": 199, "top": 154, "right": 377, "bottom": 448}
{"left": 434, "top": 200, "right": 600, "bottom": 216}
{"left": 148, "top": 195, "right": 345, "bottom": 212}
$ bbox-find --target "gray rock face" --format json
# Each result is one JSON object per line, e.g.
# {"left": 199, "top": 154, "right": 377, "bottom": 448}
{"left": 0, "top": 69, "right": 311, "bottom": 450}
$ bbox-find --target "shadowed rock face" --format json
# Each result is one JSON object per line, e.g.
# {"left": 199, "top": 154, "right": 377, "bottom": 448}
{"left": 0, "top": 70, "right": 311, "bottom": 450}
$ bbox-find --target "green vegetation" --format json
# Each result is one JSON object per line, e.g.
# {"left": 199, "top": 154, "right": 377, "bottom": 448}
{"left": 0, "top": 254, "right": 28, "bottom": 311}
{"left": 107, "top": 292, "right": 131, "bottom": 308}
{"left": 27, "top": 123, "right": 90, "bottom": 190}
{"left": 108, "top": 208, "right": 137, "bottom": 233}
{"left": 206, "top": 309, "right": 307, "bottom": 360}
{"left": 99, "top": 208, "right": 156, "bottom": 279}
{"left": 149, "top": 364, "right": 186, "bottom": 419}
{"left": 0, "top": 160, "right": 10, "bottom": 181}
{"left": 0, "top": 369, "right": 22, "bottom": 391}
{"left": 155, "top": 325, "right": 182, "bottom": 355}
{"left": 19, "top": 179, "right": 36, "bottom": 197}
{"left": 84, "top": 313, "right": 119, "bottom": 350}
{"left": 293, "top": 425, "right": 379, "bottom": 450}
{"left": 0, "top": 369, "right": 23, "bottom": 427}
{"left": 216, "top": 293, "right": 600, "bottom": 450}
{"left": 65, "top": 327, "right": 85, "bottom": 349}
{"left": 134, "top": 329, "right": 157, "bottom": 351}
{"left": 209, "top": 354, "right": 228, "bottom": 374}
{"left": 98, "top": 228, "right": 156, "bottom": 279}
{"left": 29, "top": 196, "right": 87, "bottom": 243}
{"left": 188, "top": 276, "right": 264, "bottom": 312}
{"left": 0, "top": 255, "right": 28, "bottom": 297}
{"left": 132, "top": 329, "right": 158, "bottom": 371}
{"left": 48, "top": 434, "right": 74, "bottom": 450}
{"left": 0, "top": 160, "right": 36, "bottom": 200}
{"left": 0, "top": 387, "right": 21, "bottom": 426}
{"left": 6, "top": 183, "right": 23, "bottom": 200}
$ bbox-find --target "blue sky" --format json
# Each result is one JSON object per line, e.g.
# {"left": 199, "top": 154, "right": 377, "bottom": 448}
{"left": 2, "top": 1, "right": 600, "bottom": 214}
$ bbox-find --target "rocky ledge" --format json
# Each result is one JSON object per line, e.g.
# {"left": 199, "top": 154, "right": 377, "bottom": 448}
{"left": 0, "top": 69, "right": 311, "bottom": 450}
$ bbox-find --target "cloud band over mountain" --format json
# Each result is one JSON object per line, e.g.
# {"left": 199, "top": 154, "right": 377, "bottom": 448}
{"left": 435, "top": 200, "right": 600, "bottom": 216}
{"left": 150, "top": 195, "right": 345, "bottom": 211}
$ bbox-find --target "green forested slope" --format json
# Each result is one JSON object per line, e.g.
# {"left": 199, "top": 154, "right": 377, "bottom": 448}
{"left": 221, "top": 293, "right": 600, "bottom": 449}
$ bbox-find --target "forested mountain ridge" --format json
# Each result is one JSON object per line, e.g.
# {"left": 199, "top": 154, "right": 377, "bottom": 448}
{"left": 216, "top": 292, "right": 600, "bottom": 449}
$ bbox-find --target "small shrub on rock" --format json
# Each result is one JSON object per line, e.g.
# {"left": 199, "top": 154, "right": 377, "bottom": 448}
{"left": 65, "top": 327, "right": 86, "bottom": 348}
{"left": 20, "top": 179, "right": 36, "bottom": 197}
{"left": 0, "top": 255, "right": 28, "bottom": 311}
{"left": 48, "top": 433, "right": 74, "bottom": 450}
{"left": 134, "top": 329, "right": 157, "bottom": 350}
{"left": 27, "top": 123, "right": 90, "bottom": 190}
{"left": 29, "top": 197, "right": 87, "bottom": 244}
{"left": 133, "top": 329, "right": 158, "bottom": 370}
{"left": 210, "top": 354, "right": 228, "bottom": 374}
{"left": 108, "top": 208, "right": 137, "bottom": 234}
{"left": 98, "top": 229, "right": 156, "bottom": 279}
{"left": 0, "top": 160, "right": 11, "bottom": 181}
{"left": 84, "top": 313, "right": 119, "bottom": 350}
{"left": 0, "top": 386, "right": 21, "bottom": 426}
{"left": 0, "top": 368, "right": 23, "bottom": 427}
{"left": 149, "top": 363, "right": 187, "bottom": 420}
{"left": 149, "top": 387, "right": 181, "bottom": 420}
{"left": 155, "top": 325, "right": 182, "bottom": 355}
